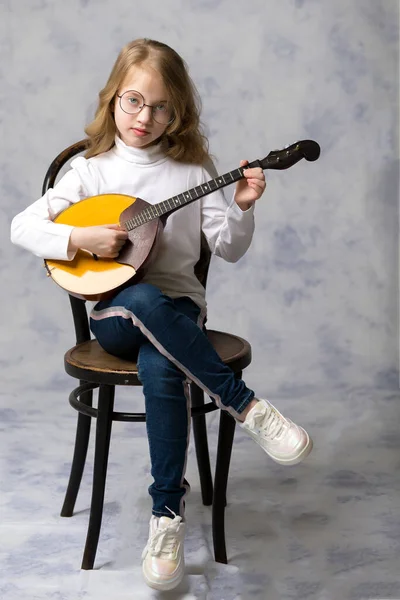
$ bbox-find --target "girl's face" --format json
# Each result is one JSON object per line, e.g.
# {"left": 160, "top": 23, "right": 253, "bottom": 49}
{"left": 114, "top": 65, "right": 170, "bottom": 149}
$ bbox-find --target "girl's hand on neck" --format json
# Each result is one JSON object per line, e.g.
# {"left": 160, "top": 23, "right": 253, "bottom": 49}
{"left": 234, "top": 159, "right": 267, "bottom": 211}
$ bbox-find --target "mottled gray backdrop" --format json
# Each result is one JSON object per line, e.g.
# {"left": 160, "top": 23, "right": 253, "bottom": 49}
{"left": 1, "top": 1, "right": 399, "bottom": 599}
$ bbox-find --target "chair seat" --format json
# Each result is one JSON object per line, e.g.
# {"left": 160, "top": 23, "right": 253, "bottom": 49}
{"left": 64, "top": 329, "right": 252, "bottom": 385}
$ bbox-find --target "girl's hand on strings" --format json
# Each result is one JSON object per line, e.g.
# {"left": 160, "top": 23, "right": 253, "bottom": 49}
{"left": 69, "top": 224, "right": 128, "bottom": 258}
{"left": 234, "top": 159, "right": 266, "bottom": 211}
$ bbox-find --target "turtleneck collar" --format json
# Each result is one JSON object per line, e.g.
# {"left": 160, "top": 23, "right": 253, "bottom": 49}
{"left": 113, "top": 135, "right": 167, "bottom": 165}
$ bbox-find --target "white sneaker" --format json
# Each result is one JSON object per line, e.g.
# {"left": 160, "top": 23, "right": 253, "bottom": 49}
{"left": 142, "top": 511, "right": 185, "bottom": 591}
{"left": 239, "top": 399, "right": 313, "bottom": 465}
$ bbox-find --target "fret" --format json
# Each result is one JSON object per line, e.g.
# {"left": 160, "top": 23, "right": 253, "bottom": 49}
{"left": 201, "top": 182, "right": 211, "bottom": 193}
{"left": 231, "top": 167, "right": 243, "bottom": 180}
{"left": 178, "top": 193, "right": 185, "bottom": 204}
{"left": 208, "top": 179, "right": 218, "bottom": 191}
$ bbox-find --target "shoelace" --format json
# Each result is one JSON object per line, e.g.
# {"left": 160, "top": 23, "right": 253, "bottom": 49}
{"left": 248, "top": 403, "right": 289, "bottom": 441}
{"left": 142, "top": 509, "right": 183, "bottom": 559}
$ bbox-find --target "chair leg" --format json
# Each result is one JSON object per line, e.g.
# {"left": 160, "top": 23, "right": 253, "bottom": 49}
{"left": 212, "top": 400, "right": 237, "bottom": 564}
{"left": 190, "top": 383, "right": 213, "bottom": 506}
{"left": 61, "top": 381, "right": 93, "bottom": 517}
{"left": 81, "top": 384, "right": 115, "bottom": 570}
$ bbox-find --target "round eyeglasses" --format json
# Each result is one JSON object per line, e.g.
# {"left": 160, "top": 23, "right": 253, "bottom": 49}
{"left": 116, "top": 90, "right": 174, "bottom": 125}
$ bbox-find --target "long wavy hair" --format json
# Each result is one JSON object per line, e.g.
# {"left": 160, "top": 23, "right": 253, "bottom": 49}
{"left": 84, "top": 39, "right": 209, "bottom": 164}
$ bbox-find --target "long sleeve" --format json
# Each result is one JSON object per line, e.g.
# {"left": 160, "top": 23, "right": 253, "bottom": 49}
{"left": 200, "top": 158, "right": 255, "bottom": 263}
{"left": 10, "top": 157, "right": 98, "bottom": 260}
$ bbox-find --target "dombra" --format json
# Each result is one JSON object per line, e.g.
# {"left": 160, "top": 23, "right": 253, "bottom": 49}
{"left": 44, "top": 140, "right": 321, "bottom": 301}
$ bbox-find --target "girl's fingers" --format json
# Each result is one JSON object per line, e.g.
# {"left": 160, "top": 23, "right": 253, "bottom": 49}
{"left": 244, "top": 167, "right": 264, "bottom": 179}
{"left": 240, "top": 160, "right": 265, "bottom": 181}
{"left": 248, "top": 178, "right": 266, "bottom": 189}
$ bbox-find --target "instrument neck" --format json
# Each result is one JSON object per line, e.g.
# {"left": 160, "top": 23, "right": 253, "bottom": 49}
{"left": 121, "top": 159, "right": 262, "bottom": 231}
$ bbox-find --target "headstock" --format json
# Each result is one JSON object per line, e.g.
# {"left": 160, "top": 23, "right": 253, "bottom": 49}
{"left": 259, "top": 140, "right": 320, "bottom": 170}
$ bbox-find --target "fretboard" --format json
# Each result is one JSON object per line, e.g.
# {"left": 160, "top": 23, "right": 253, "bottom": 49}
{"left": 122, "top": 159, "right": 261, "bottom": 231}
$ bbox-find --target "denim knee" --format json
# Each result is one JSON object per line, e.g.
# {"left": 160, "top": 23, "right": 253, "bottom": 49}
{"left": 137, "top": 346, "right": 186, "bottom": 394}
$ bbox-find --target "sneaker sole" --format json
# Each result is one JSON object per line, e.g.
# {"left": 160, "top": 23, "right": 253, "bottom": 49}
{"left": 142, "top": 563, "right": 184, "bottom": 591}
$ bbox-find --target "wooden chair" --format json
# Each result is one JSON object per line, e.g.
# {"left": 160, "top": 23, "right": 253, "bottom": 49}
{"left": 42, "top": 140, "right": 252, "bottom": 570}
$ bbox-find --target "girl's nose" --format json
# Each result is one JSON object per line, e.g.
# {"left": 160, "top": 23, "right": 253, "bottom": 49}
{"left": 137, "top": 105, "right": 153, "bottom": 124}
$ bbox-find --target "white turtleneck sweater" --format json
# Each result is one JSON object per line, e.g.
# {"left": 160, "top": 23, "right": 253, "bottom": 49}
{"left": 11, "top": 136, "right": 255, "bottom": 311}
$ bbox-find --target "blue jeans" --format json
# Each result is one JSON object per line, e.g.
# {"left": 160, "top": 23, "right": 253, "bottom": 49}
{"left": 90, "top": 283, "right": 254, "bottom": 518}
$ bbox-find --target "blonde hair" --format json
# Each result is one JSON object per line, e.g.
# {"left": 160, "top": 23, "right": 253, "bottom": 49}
{"left": 84, "top": 39, "right": 209, "bottom": 164}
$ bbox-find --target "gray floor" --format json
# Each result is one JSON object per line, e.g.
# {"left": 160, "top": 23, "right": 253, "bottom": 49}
{"left": 1, "top": 384, "right": 400, "bottom": 599}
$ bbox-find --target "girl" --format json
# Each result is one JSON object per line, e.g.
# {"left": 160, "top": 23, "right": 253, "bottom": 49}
{"left": 11, "top": 39, "right": 313, "bottom": 591}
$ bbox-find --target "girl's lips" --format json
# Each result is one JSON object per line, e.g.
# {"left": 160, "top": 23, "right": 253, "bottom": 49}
{"left": 132, "top": 128, "right": 149, "bottom": 136}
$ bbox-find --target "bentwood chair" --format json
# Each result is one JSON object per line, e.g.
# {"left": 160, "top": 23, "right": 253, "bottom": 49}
{"left": 42, "top": 140, "right": 252, "bottom": 570}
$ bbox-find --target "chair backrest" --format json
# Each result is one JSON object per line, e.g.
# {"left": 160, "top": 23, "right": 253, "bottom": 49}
{"left": 42, "top": 140, "right": 212, "bottom": 345}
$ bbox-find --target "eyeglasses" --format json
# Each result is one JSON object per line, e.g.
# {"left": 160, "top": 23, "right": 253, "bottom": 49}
{"left": 116, "top": 90, "right": 174, "bottom": 125}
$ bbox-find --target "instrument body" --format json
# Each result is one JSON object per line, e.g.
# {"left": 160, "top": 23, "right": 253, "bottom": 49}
{"left": 44, "top": 140, "right": 321, "bottom": 301}
{"left": 45, "top": 194, "right": 163, "bottom": 301}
